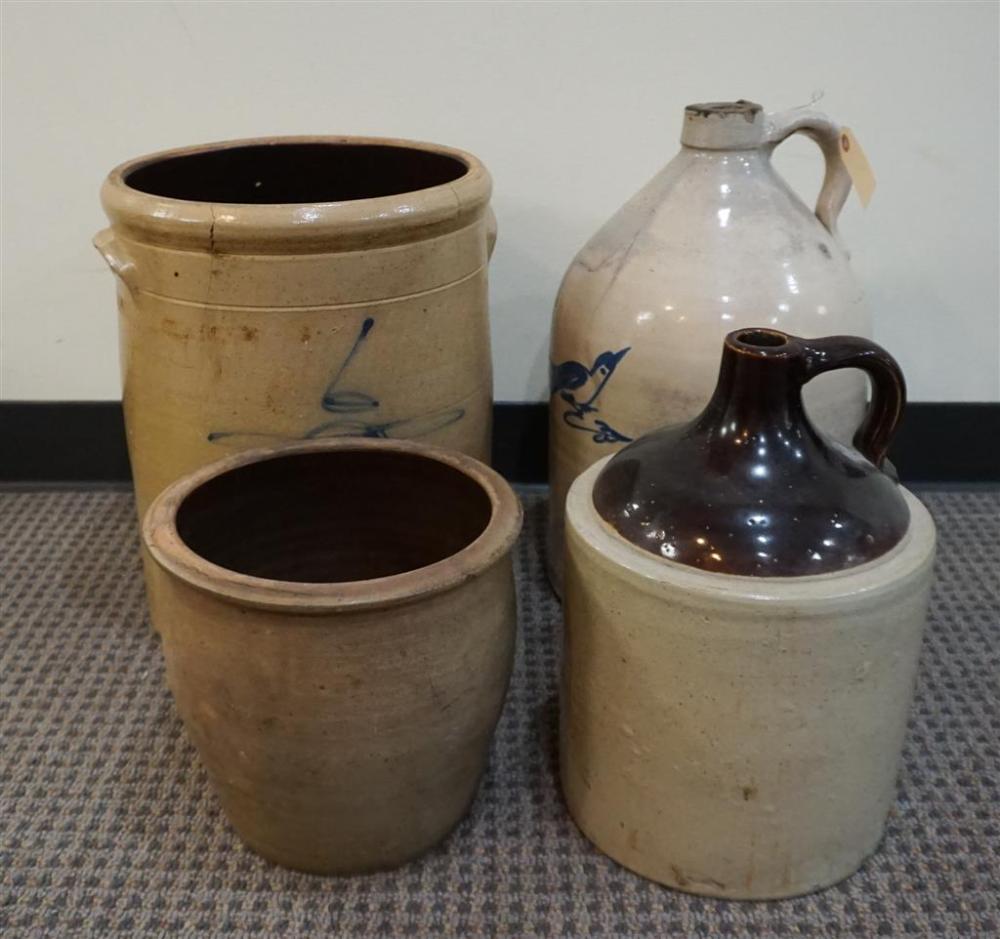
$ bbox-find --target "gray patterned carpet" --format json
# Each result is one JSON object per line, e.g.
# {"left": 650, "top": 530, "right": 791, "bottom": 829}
{"left": 1, "top": 487, "right": 998, "bottom": 938}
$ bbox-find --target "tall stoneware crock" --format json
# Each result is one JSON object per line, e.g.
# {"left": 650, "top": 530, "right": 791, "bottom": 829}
{"left": 143, "top": 437, "right": 522, "bottom": 875}
{"left": 96, "top": 136, "right": 497, "bottom": 528}
{"left": 561, "top": 328, "right": 936, "bottom": 899}
{"left": 548, "top": 100, "right": 870, "bottom": 594}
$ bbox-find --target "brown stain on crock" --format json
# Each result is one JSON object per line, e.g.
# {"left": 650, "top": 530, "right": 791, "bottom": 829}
{"left": 669, "top": 864, "right": 728, "bottom": 892}
{"left": 241, "top": 326, "right": 259, "bottom": 342}
{"left": 670, "top": 864, "right": 689, "bottom": 887}
{"left": 161, "top": 317, "right": 190, "bottom": 341}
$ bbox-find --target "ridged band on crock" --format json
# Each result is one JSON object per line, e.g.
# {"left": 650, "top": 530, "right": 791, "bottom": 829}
{"left": 142, "top": 438, "right": 522, "bottom": 614}
{"left": 567, "top": 456, "right": 937, "bottom": 613}
{"left": 100, "top": 135, "right": 492, "bottom": 254}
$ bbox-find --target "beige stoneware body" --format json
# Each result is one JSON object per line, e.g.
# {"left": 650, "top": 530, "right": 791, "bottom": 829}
{"left": 143, "top": 438, "right": 522, "bottom": 875}
{"left": 561, "top": 458, "right": 936, "bottom": 899}
{"left": 548, "top": 103, "right": 871, "bottom": 593}
{"left": 96, "top": 136, "right": 497, "bottom": 525}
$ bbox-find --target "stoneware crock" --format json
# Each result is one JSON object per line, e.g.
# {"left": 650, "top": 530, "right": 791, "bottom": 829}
{"left": 142, "top": 437, "right": 522, "bottom": 875}
{"left": 548, "top": 100, "right": 871, "bottom": 594}
{"left": 560, "top": 329, "right": 936, "bottom": 899}
{"left": 96, "top": 136, "right": 497, "bottom": 528}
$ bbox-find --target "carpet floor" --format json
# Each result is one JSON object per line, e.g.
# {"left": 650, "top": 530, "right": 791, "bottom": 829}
{"left": 1, "top": 487, "right": 998, "bottom": 937}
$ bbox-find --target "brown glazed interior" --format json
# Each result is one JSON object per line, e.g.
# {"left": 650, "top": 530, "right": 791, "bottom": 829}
{"left": 175, "top": 449, "right": 493, "bottom": 583}
{"left": 593, "top": 328, "right": 910, "bottom": 576}
{"left": 124, "top": 142, "right": 469, "bottom": 204}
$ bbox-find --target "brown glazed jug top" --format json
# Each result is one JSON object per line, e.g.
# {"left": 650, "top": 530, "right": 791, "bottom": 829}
{"left": 593, "top": 328, "right": 910, "bottom": 576}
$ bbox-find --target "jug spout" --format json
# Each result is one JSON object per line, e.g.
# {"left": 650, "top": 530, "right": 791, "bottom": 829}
{"left": 680, "top": 100, "right": 765, "bottom": 150}
{"left": 93, "top": 228, "right": 138, "bottom": 294}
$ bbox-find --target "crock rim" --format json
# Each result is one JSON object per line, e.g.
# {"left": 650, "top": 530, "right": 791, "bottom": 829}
{"left": 142, "top": 437, "right": 522, "bottom": 615}
{"left": 100, "top": 135, "right": 492, "bottom": 253}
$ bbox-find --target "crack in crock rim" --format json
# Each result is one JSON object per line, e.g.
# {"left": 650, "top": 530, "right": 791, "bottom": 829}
{"left": 100, "top": 135, "right": 492, "bottom": 253}
{"left": 142, "top": 437, "right": 523, "bottom": 615}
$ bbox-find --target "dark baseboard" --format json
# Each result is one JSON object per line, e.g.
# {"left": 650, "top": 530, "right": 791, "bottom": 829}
{"left": 1, "top": 401, "right": 997, "bottom": 485}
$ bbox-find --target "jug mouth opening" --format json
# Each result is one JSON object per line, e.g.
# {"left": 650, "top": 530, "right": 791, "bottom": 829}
{"left": 122, "top": 141, "right": 470, "bottom": 205}
{"left": 726, "top": 327, "right": 799, "bottom": 360}
{"left": 143, "top": 438, "right": 522, "bottom": 613}
{"left": 680, "top": 99, "right": 765, "bottom": 151}
{"left": 684, "top": 100, "right": 762, "bottom": 120}
{"left": 733, "top": 329, "right": 788, "bottom": 349}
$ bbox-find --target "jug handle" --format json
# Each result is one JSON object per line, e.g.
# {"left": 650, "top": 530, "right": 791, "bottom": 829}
{"left": 486, "top": 206, "right": 498, "bottom": 260}
{"left": 763, "top": 108, "right": 852, "bottom": 245}
{"left": 93, "top": 228, "right": 138, "bottom": 295}
{"left": 800, "top": 335, "right": 906, "bottom": 469}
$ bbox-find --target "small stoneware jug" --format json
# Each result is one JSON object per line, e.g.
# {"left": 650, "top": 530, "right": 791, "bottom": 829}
{"left": 561, "top": 328, "right": 935, "bottom": 899}
{"left": 96, "top": 136, "right": 497, "bottom": 528}
{"left": 143, "top": 438, "right": 521, "bottom": 875}
{"left": 548, "top": 100, "right": 870, "bottom": 595}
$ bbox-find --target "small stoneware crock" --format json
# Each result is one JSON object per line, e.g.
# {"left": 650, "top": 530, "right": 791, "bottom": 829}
{"left": 142, "top": 437, "right": 521, "bottom": 875}
{"left": 561, "top": 328, "right": 936, "bottom": 899}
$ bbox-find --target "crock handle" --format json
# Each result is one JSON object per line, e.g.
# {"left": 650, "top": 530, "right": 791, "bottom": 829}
{"left": 93, "top": 228, "right": 138, "bottom": 294}
{"left": 800, "top": 335, "right": 906, "bottom": 469}
{"left": 764, "top": 108, "right": 852, "bottom": 242}
{"left": 485, "top": 207, "right": 497, "bottom": 260}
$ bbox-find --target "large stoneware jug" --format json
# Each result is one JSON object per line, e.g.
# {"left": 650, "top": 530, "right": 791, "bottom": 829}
{"left": 96, "top": 136, "right": 497, "bottom": 524}
{"left": 548, "top": 101, "right": 870, "bottom": 594}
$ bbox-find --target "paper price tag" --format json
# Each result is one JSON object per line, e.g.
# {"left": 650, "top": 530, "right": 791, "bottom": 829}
{"left": 840, "top": 127, "right": 875, "bottom": 207}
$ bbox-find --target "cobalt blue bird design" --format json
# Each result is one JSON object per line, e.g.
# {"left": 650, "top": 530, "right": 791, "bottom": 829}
{"left": 208, "top": 316, "right": 464, "bottom": 446}
{"left": 551, "top": 347, "right": 632, "bottom": 443}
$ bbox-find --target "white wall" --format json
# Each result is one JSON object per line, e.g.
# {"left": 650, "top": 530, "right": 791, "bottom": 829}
{"left": 2, "top": 0, "right": 998, "bottom": 403}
